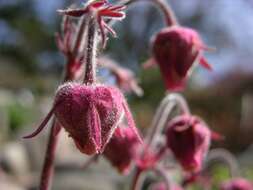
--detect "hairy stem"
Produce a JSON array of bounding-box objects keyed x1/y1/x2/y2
[
  {"x1": 39, "y1": 16, "x2": 89, "y2": 190},
  {"x1": 39, "y1": 120, "x2": 61, "y2": 190},
  {"x1": 83, "y1": 15, "x2": 98, "y2": 84}
]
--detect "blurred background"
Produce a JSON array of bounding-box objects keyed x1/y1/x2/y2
[{"x1": 0, "y1": 0, "x2": 253, "y2": 189}]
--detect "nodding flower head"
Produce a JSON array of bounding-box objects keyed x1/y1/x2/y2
[
  {"x1": 103, "y1": 126, "x2": 141, "y2": 175},
  {"x1": 166, "y1": 114, "x2": 211, "y2": 172},
  {"x1": 149, "y1": 182, "x2": 183, "y2": 190},
  {"x1": 98, "y1": 56, "x2": 143, "y2": 96},
  {"x1": 220, "y1": 178, "x2": 253, "y2": 190},
  {"x1": 24, "y1": 82, "x2": 142, "y2": 155},
  {"x1": 150, "y1": 26, "x2": 212, "y2": 91},
  {"x1": 58, "y1": 0, "x2": 126, "y2": 48}
]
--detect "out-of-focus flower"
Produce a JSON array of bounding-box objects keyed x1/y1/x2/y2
[
  {"x1": 166, "y1": 114, "x2": 211, "y2": 172},
  {"x1": 98, "y1": 56, "x2": 143, "y2": 96},
  {"x1": 103, "y1": 126, "x2": 141, "y2": 175},
  {"x1": 58, "y1": 0, "x2": 126, "y2": 48},
  {"x1": 24, "y1": 82, "x2": 142, "y2": 155},
  {"x1": 146, "y1": 26, "x2": 212, "y2": 91},
  {"x1": 220, "y1": 178, "x2": 253, "y2": 190},
  {"x1": 56, "y1": 16, "x2": 84, "y2": 80},
  {"x1": 149, "y1": 182, "x2": 183, "y2": 190}
]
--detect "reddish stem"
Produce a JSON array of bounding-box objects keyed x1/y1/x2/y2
[
  {"x1": 39, "y1": 15, "x2": 88, "y2": 190},
  {"x1": 39, "y1": 120, "x2": 61, "y2": 190},
  {"x1": 111, "y1": 0, "x2": 178, "y2": 26},
  {"x1": 152, "y1": 0, "x2": 177, "y2": 26},
  {"x1": 131, "y1": 168, "x2": 143, "y2": 190}
]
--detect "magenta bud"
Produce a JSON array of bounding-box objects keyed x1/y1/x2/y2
[
  {"x1": 103, "y1": 126, "x2": 141, "y2": 175},
  {"x1": 23, "y1": 82, "x2": 142, "y2": 155},
  {"x1": 152, "y1": 26, "x2": 212, "y2": 91},
  {"x1": 166, "y1": 114, "x2": 211, "y2": 172},
  {"x1": 54, "y1": 82, "x2": 142, "y2": 155},
  {"x1": 220, "y1": 178, "x2": 253, "y2": 190},
  {"x1": 54, "y1": 82, "x2": 124, "y2": 154}
]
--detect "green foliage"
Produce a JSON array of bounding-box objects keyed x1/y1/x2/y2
[{"x1": 7, "y1": 102, "x2": 34, "y2": 134}]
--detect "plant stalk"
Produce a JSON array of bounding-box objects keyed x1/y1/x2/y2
[{"x1": 83, "y1": 15, "x2": 98, "y2": 84}]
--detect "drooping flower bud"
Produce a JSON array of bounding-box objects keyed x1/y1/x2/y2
[
  {"x1": 220, "y1": 178, "x2": 253, "y2": 190},
  {"x1": 98, "y1": 56, "x2": 143, "y2": 96},
  {"x1": 150, "y1": 26, "x2": 212, "y2": 91},
  {"x1": 24, "y1": 82, "x2": 142, "y2": 155},
  {"x1": 166, "y1": 114, "x2": 211, "y2": 172},
  {"x1": 149, "y1": 182, "x2": 183, "y2": 190},
  {"x1": 103, "y1": 126, "x2": 141, "y2": 175}
]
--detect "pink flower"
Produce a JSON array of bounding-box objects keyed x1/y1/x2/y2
[
  {"x1": 150, "y1": 182, "x2": 183, "y2": 190},
  {"x1": 220, "y1": 178, "x2": 253, "y2": 190},
  {"x1": 58, "y1": 0, "x2": 126, "y2": 48},
  {"x1": 149, "y1": 26, "x2": 212, "y2": 91},
  {"x1": 103, "y1": 126, "x2": 141, "y2": 175},
  {"x1": 166, "y1": 114, "x2": 211, "y2": 172},
  {"x1": 24, "y1": 82, "x2": 142, "y2": 155}
]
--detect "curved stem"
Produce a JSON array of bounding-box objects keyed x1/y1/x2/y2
[
  {"x1": 204, "y1": 148, "x2": 240, "y2": 178},
  {"x1": 110, "y1": 0, "x2": 178, "y2": 27},
  {"x1": 131, "y1": 166, "x2": 172, "y2": 190},
  {"x1": 146, "y1": 93, "x2": 190, "y2": 147},
  {"x1": 83, "y1": 15, "x2": 98, "y2": 84},
  {"x1": 151, "y1": 0, "x2": 178, "y2": 26}
]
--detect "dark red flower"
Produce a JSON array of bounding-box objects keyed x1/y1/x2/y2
[
  {"x1": 103, "y1": 126, "x2": 141, "y2": 175},
  {"x1": 166, "y1": 114, "x2": 211, "y2": 172},
  {"x1": 220, "y1": 178, "x2": 253, "y2": 190},
  {"x1": 58, "y1": 0, "x2": 126, "y2": 48},
  {"x1": 24, "y1": 82, "x2": 142, "y2": 155},
  {"x1": 149, "y1": 25, "x2": 212, "y2": 91}
]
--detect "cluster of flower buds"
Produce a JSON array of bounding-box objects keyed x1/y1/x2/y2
[
  {"x1": 24, "y1": 0, "x2": 142, "y2": 156},
  {"x1": 24, "y1": 0, "x2": 252, "y2": 190}
]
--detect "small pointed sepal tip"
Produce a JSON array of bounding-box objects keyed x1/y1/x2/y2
[{"x1": 22, "y1": 105, "x2": 57, "y2": 139}]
